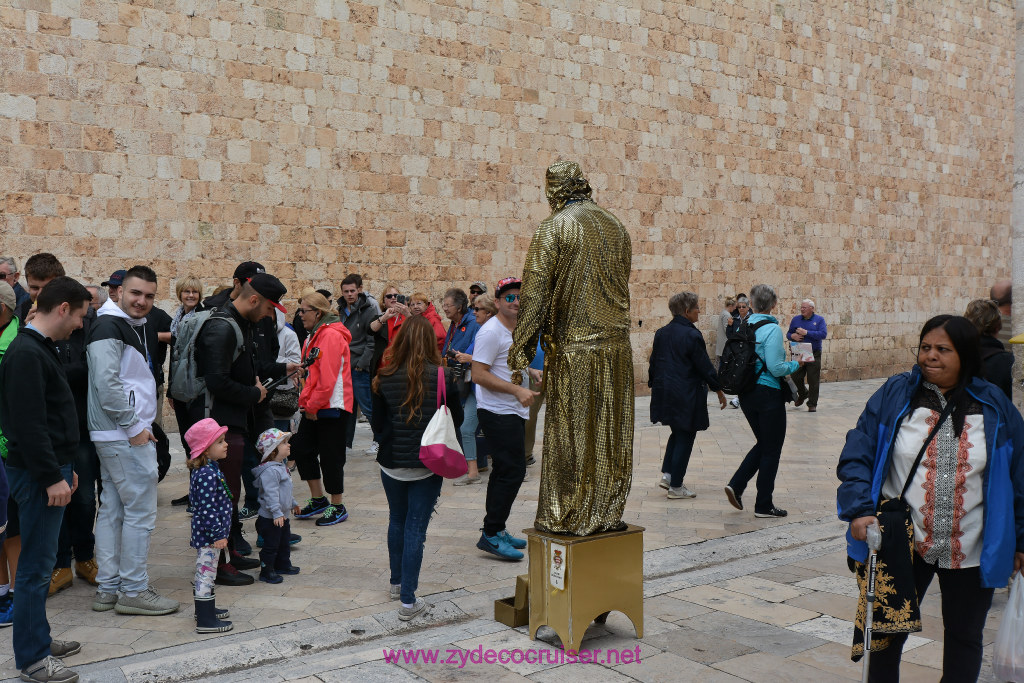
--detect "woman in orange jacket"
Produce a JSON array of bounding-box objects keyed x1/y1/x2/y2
[
  {"x1": 409, "y1": 293, "x2": 446, "y2": 353},
  {"x1": 292, "y1": 291, "x2": 354, "y2": 528}
]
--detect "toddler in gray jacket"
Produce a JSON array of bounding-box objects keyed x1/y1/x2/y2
[{"x1": 252, "y1": 429, "x2": 301, "y2": 584}]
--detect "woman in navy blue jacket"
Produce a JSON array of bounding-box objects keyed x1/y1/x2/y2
[
  {"x1": 649, "y1": 292, "x2": 726, "y2": 499},
  {"x1": 837, "y1": 315, "x2": 1024, "y2": 681}
]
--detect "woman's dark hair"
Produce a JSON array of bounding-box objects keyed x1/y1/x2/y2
[
  {"x1": 372, "y1": 316, "x2": 442, "y2": 423},
  {"x1": 918, "y1": 315, "x2": 982, "y2": 436}
]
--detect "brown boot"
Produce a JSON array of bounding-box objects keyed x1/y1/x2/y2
[
  {"x1": 48, "y1": 568, "x2": 73, "y2": 596},
  {"x1": 75, "y1": 558, "x2": 99, "y2": 586}
]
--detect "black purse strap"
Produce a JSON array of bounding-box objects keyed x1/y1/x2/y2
[{"x1": 898, "y1": 397, "x2": 956, "y2": 501}]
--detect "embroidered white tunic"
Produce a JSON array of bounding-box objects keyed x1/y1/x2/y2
[{"x1": 881, "y1": 386, "x2": 987, "y2": 569}]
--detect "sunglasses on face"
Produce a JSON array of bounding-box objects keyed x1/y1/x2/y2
[
  {"x1": 384, "y1": 293, "x2": 398, "y2": 299},
  {"x1": 296, "y1": 308, "x2": 315, "y2": 315},
  {"x1": 470, "y1": 289, "x2": 482, "y2": 295},
  {"x1": 504, "y1": 294, "x2": 519, "y2": 303}
]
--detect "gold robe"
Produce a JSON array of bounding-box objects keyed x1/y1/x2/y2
[{"x1": 509, "y1": 163, "x2": 634, "y2": 536}]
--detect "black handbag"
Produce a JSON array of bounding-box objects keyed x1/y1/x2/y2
[{"x1": 269, "y1": 386, "x2": 300, "y2": 417}]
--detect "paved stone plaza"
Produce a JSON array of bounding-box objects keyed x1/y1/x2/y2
[{"x1": 0, "y1": 378, "x2": 1012, "y2": 682}]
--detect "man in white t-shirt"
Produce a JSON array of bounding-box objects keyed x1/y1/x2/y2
[{"x1": 471, "y1": 277, "x2": 540, "y2": 561}]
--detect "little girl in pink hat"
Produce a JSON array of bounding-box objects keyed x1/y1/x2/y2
[{"x1": 185, "y1": 418, "x2": 233, "y2": 634}]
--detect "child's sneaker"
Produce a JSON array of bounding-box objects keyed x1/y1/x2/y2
[
  {"x1": 315, "y1": 504, "x2": 348, "y2": 526},
  {"x1": 258, "y1": 569, "x2": 283, "y2": 584},
  {"x1": 275, "y1": 565, "x2": 300, "y2": 575},
  {"x1": 295, "y1": 496, "x2": 329, "y2": 519}
]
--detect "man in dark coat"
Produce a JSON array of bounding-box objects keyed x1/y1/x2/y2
[{"x1": 648, "y1": 292, "x2": 726, "y2": 499}]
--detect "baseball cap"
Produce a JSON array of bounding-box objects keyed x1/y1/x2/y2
[
  {"x1": 256, "y1": 428, "x2": 291, "y2": 459},
  {"x1": 469, "y1": 281, "x2": 487, "y2": 294},
  {"x1": 233, "y1": 261, "x2": 265, "y2": 281},
  {"x1": 101, "y1": 269, "x2": 126, "y2": 287},
  {"x1": 184, "y1": 418, "x2": 228, "y2": 460},
  {"x1": 247, "y1": 272, "x2": 287, "y2": 313},
  {"x1": 495, "y1": 277, "x2": 522, "y2": 297},
  {"x1": 0, "y1": 282, "x2": 15, "y2": 312}
]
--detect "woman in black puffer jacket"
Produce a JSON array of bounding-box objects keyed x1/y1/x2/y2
[{"x1": 371, "y1": 316, "x2": 463, "y2": 621}]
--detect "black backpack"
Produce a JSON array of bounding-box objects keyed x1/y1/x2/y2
[{"x1": 718, "y1": 319, "x2": 772, "y2": 396}]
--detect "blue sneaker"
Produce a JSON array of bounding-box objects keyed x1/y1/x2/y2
[
  {"x1": 295, "y1": 497, "x2": 329, "y2": 519},
  {"x1": 477, "y1": 532, "x2": 524, "y2": 561},
  {"x1": 315, "y1": 504, "x2": 348, "y2": 526},
  {"x1": 496, "y1": 530, "x2": 527, "y2": 550},
  {"x1": 0, "y1": 593, "x2": 12, "y2": 627}
]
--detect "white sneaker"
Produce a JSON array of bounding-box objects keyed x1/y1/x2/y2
[
  {"x1": 667, "y1": 484, "x2": 697, "y2": 499},
  {"x1": 365, "y1": 441, "x2": 379, "y2": 456},
  {"x1": 729, "y1": 398, "x2": 740, "y2": 409},
  {"x1": 658, "y1": 473, "x2": 671, "y2": 490}
]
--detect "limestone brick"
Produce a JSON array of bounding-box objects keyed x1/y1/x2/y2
[{"x1": 0, "y1": 0, "x2": 1014, "y2": 388}]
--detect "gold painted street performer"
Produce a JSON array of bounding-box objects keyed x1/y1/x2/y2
[{"x1": 509, "y1": 161, "x2": 634, "y2": 536}]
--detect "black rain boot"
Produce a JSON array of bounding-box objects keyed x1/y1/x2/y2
[
  {"x1": 195, "y1": 595, "x2": 233, "y2": 633},
  {"x1": 193, "y1": 590, "x2": 229, "y2": 621}
]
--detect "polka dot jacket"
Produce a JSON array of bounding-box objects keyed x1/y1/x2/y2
[{"x1": 189, "y1": 461, "x2": 233, "y2": 549}]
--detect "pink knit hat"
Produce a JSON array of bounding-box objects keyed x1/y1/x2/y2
[{"x1": 184, "y1": 418, "x2": 228, "y2": 459}]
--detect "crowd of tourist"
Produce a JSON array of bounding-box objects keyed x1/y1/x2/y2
[
  {"x1": 0, "y1": 250, "x2": 1018, "y2": 683},
  {"x1": 0, "y1": 253, "x2": 548, "y2": 683}
]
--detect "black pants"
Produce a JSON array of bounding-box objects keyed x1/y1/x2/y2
[
  {"x1": 255, "y1": 516, "x2": 294, "y2": 571},
  {"x1": 728, "y1": 384, "x2": 786, "y2": 512},
  {"x1": 477, "y1": 409, "x2": 526, "y2": 536},
  {"x1": 868, "y1": 559, "x2": 993, "y2": 682},
  {"x1": 660, "y1": 428, "x2": 697, "y2": 489},
  {"x1": 292, "y1": 415, "x2": 348, "y2": 495},
  {"x1": 172, "y1": 397, "x2": 205, "y2": 459},
  {"x1": 791, "y1": 350, "x2": 822, "y2": 408}
]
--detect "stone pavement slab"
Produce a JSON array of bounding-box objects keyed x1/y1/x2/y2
[{"x1": 0, "y1": 378, "x2": 1011, "y2": 681}]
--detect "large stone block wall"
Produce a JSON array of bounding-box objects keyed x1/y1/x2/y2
[{"x1": 0, "y1": 0, "x2": 1014, "y2": 387}]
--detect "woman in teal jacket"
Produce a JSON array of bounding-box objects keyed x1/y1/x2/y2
[
  {"x1": 837, "y1": 315, "x2": 1024, "y2": 681},
  {"x1": 724, "y1": 284, "x2": 801, "y2": 518}
]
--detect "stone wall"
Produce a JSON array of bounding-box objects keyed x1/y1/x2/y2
[{"x1": 0, "y1": 0, "x2": 1015, "y2": 388}]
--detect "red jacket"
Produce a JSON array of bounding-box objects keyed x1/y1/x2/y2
[
  {"x1": 421, "y1": 303, "x2": 446, "y2": 352},
  {"x1": 299, "y1": 321, "x2": 354, "y2": 414}
]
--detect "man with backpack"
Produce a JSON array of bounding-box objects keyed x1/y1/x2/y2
[{"x1": 193, "y1": 274, "x2": 296, "y2": 586}]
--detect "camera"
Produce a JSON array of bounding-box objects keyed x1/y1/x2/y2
[{"x1": 395, "y1": 294, "x2": 408, "y2": 305}]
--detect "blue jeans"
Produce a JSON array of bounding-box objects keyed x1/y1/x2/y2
[
  {"x1": 95, "y1": 440, "x2": 158, "y2": 595},
  {"x1": 55, "y1": 438, "x2": 99, "y2": 567},
  {"x1": 8, "y1": 463, "x2": 72, "y2": 669},
  {"x1": 460, "y1": 392, "x2": 479, "y2": 462},
  {"x1": 380, "y1": 472, "x2": 442, "y2": 605},
  {"x1": 345, "y1": 368, "x2": 378, "y2": 447}
]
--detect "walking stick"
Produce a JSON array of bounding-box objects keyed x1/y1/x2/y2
[{"x1": 862, "y1": 520, "x2": 882, "y2": 683}]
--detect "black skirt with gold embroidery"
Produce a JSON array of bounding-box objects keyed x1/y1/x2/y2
[{"x1": 851, "y1": 498, "x2": 923, "y2": 661}]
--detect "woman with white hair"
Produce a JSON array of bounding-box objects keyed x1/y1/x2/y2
[{"x1": 724, "y1": 284, "x2": 802, "y2": 518}]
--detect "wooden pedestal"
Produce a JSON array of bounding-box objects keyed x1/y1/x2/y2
[{"x1": 524, "y1": 524, "x2": 644, "y2": 653}]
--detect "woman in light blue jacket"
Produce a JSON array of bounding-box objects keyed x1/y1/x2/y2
[{"x1": 724, "y1": 284, "x2": 800, "y2": 518}]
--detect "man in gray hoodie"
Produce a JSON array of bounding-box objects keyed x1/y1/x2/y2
[
  {"x1": 339, "y1": 274, "x2": 380, "y2": 453},
  {"x1": 87, "y1": 266, "x2": 179, "y2": 617}
]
